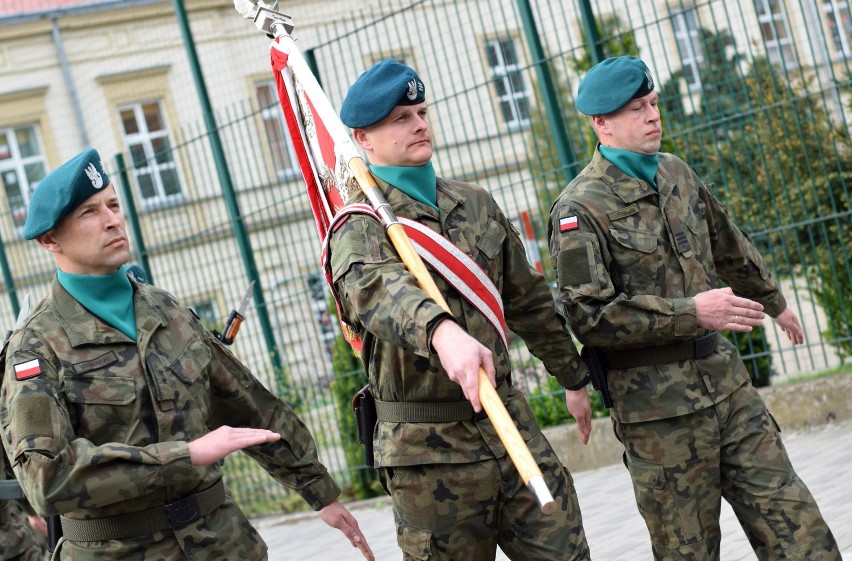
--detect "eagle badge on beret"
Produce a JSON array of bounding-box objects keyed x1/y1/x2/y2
[
  {"x1": 406, "y1": 79, "x2": 419, "y2": 101},
  {"x1": 85, "y1": 162, "x2": 105, "y2": 190}
]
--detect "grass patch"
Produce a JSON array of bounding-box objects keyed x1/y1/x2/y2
[{"x1": 780, "y1": 362, "x2": 851, "y2": 385}]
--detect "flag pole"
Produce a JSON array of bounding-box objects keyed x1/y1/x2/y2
[{"x1": 236, "y1": 1, "x2": 556, "y2": 513}]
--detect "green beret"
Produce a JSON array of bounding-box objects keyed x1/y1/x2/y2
[
  {"x1": 23, "y1": 148, "x2": 111, "y2": 240},
  {"x1": 340, "y1": 59, "x2": 426, "y2": 128},
  {"x1": 575, "y1": 56, "x2": 655, "y2": 116}
]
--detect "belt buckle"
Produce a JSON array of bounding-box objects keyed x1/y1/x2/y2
[
  {"x1": 694, "y1": 331, "x2": 717, "y2": 359},
  {"x1": 166, "y1": 494, "x2": 202, "y2": 529}
]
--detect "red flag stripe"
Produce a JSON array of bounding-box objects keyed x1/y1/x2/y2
[
  {"x1": 400, "y1": 218, "x2": 508, "y2": 350},
  {"x1": 14, "y1": 358, "x2": 41, "y2": 380}
]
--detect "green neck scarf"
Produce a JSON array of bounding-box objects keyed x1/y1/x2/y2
[
  {"x1": 370, "y1": 161, "x2": 439, "y2": 211},
  {"x1": 600, "y1": 144, "x2": 660, "y2": 189},
  {"x1": 57, "y1": 266, "x2": 137, "y2": 340}
]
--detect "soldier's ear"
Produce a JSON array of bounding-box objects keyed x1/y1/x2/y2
[
  {"x1": 352, "y1": 128, "x2": 373, "y2": 152},
  {"x1": 35, "y1": 231, "x2": 62, "y2": 254}
]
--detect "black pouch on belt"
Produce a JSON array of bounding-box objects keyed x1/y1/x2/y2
[
  {"x1": 351, "y1": 384, "x2": 377, "y2": 468},
  {"x1": 581, "y1": 345, "x2": 614, "y2": 409}
]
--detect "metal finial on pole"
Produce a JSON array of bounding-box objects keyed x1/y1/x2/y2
[{"x1": 234, "y1": 0, "x2": 294, "y2": 37}]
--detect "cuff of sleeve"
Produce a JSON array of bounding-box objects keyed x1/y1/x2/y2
[
  {"x1": 157, "y1": 441, "x2": 192, "y2": 485},
  {"x1": 565, "y1": 374, "x2": 590, "y2": 391},
  {"x1": 673, "y1": 298, "x2": 698, "y2": 338},
  {"x1": 553, "y1": 355, "x2": 590, "y2": 390},
  {"x1": 417, "y1": 309, "x2": 453, "y2": 358},
  {"x1": 300, "y1": 473, "x2": 342, "y2": 511},
  {"x1": 764, "y1": 293, "x2": 788, "y2": 319}
]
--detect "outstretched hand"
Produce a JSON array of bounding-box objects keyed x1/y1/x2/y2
[
  {"x1": 694, "y1": 287, "x2": 765, "y2": 332},
  {"x1": 319, "y1": 500, "x2": 375, "y2": 561},
  {"x1": 431, "y1": 319, "x2": 496, "y2": 412},
  {"x1": 187, "y1": 426, "x2": 281, "y2": 466},
  {"x1": 565, "y1": 387, "x2": 592, "y2": 445},
  {"x1": 774, "y1": 307, "x2": 804, "y2": 344}
]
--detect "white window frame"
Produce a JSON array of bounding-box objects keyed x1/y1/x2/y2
[
  {"x1": 484, "y1": 37, "x2": 532, "y2": 131},
  {"x1": 118, "y1": 101, "x2": 183, "y2": 206},
  {"x1": 0, "y1": 124, "x2": 48, "y2": 232},
  {"x1": 824, "y1": 0, "x2": 852, "y2": 57},
  {"x1": 755, "y1": 0, "x2": 798, "y2": 68},
  {"x1": 255, "y1": 80, "x2": 300, "y2": 181},
  {"x1": 671, "y1": 8, "x2": 704, "y2": 91}
]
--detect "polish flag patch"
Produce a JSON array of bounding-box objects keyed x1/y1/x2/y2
[
  {"x1": 559, "y1": 215, "x2": 579, "y2": 232},
  {"x1": 14, "y1": 359, "x2": 42, "y2": 381}
]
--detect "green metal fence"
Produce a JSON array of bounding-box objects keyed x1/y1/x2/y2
[{"x1": 1, "y1": 0, "x2": 850, "y2": 513}]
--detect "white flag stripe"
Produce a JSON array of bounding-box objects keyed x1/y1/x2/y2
[{"x1": 14, "y1": 359, "x2": 39, "y2": 373}]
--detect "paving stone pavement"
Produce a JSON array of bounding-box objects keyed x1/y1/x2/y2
[{"x1": 254, "y1": 420, "x2": 851, "y2": 560}]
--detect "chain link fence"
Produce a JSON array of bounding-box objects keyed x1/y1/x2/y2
[{"x1": 0, "y1": 0, "x2": 849, "y2": 513}]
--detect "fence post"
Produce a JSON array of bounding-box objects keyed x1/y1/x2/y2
[
  {"x1": 113, "y1": 152, "x2": 153, "y2": 285},
  {"x1": 304, "y1": 48, "x2": 322, "y2": 90},
  {"x1": 173, "y1": 0, "x2": 283, "y2": 372},
  {"x1": 0, "y1": 234, "x2": 18, "y2": 318},
  {"x1": 578, "y1": 0, "x2": 605, "y2": 64},
  {"x1": 515, "y1": 0, "x2": 577, "y2": 183}
]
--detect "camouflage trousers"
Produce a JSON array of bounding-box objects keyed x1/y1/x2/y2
[
  {"x1": 381, "y1": 431, "x2": 590, "y2": 561},
  {"x1": 9, "y1": 549, "x2": 46, "y2": 561},
  {"x1": 613, "y1": 381, "x2": 840, "y2": 561},
  {"x1": 1, "y1": 504, "x2": 48, "y2": 561}
]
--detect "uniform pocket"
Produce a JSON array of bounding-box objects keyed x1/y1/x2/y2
[
  {"x1": 610, "y1": 227, "x2": 658, "y2": 254},
  {"x1": 555, "y1": 232, "x2": 604, "y2": 298},
  {"x1": 64, "y1": 375, "x2": 137, "y2": 441},
  {"x1": 395, "y1": 518, "x2": 433, "y2": 560},
  {"x1": 625, "y1": 452, "x2": 701, "y2": 546},
  {"x1": 168, "y1": 337, "x2": 211, "y2": 385},
  {"x1": 64, "y1": 375, "x2": 135, "y2": 405},
  {"x1": 609, "y1": 227, "x2": 659, "y2": 290},
  {"x1": 476, "y1": 217, "x2": 506, "y2": 260}
]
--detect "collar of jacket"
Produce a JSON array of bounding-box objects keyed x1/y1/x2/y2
[
  {"x1": 370, "y1": 174, "x2": 463, "y2": 219},
  {"x1": 51, "y1": 276, "x2": 169, "y2": 347},
  {"x1": 593, "y1": 147, "x2": 660, "y2": 205}
]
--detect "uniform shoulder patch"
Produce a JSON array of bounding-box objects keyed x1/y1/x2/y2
[
  {"x1": 559, "y1": 214, "x2": 579, "y2": 232},
  {"x1": 14, "y1": 358, "x2": 42, "y2": 380}
]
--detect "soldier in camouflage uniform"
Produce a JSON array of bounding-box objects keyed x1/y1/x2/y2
[
  {"x1": 2, "y1": 449, "x2": 47, "y2": 561},
  {"x1": 328, "y1": 59, "x2": 592, "y2": 561},
  {"x1": 0, "y1": 149, "x2": 373, "y2": 561},
  {"x1": 548, "y1": 56, "x2": 840, "y2": 560}
]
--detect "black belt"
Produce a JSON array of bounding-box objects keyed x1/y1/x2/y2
[
  {"x1": 0, "y1": 479, "x2": 25, "y2": 500},
  {"x1": 60, "y1": 479, "x2": 225, "y2": 541},
  {"x1": 602, "y1": 331, "x2": 718, "y2": 369},
  {"x1": 375, "y1": 383, "x2": 512, "y2": 423}
]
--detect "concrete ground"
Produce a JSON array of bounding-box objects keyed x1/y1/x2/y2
[{"x1": 254, "y1": 419, "x2": 851, "y2": 560}]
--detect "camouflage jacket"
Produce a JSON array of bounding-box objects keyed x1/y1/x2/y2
[
  {"x1": 1, "y1": 443, "x2": 45, "y2": 560},
  {"x1": 0, "y1": 277, "x2": 339, "y2": 560},
  {"x1": 549, "y1": 149, "x2": 787, "y2": 424},
  {"x1": 329, "y1": 175, "x2": 588, "y2": 467}
]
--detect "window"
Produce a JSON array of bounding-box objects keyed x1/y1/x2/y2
[
  {"x1": 672, "y1": 8, "x2": 704, "y2": 90},
  {"x1": 824, "y1": 0, "x2": 852, "y2": 57},
  {"x1": 255, "y1": 81, "x2": 299, "y2": 180},
  {"x1": 0, "y1": 125, "x2": 48, "y2": 230},
  {"x1": 484, "y1": 37, "x2": 531, "y2": 130},
  {"x1": 755, "y1": 0, "x2": 797, "y2": 68},
  {"x1": 119, "y1": 101, "x2": 182, "y2": 204}
]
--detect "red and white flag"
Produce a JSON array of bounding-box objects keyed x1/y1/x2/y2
[
  {"x1": 270, "y1": 38, "x2": 365, "y2": 352},
  {"x1": 270, "y1": 40, "x2": 360, "y2": 241},
  {"x1": 14, "y1": 358, "x2": 41, "y2": 380},
  {"x1": 559, "y1": 215, "x2": 579, "y2": 232}
]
